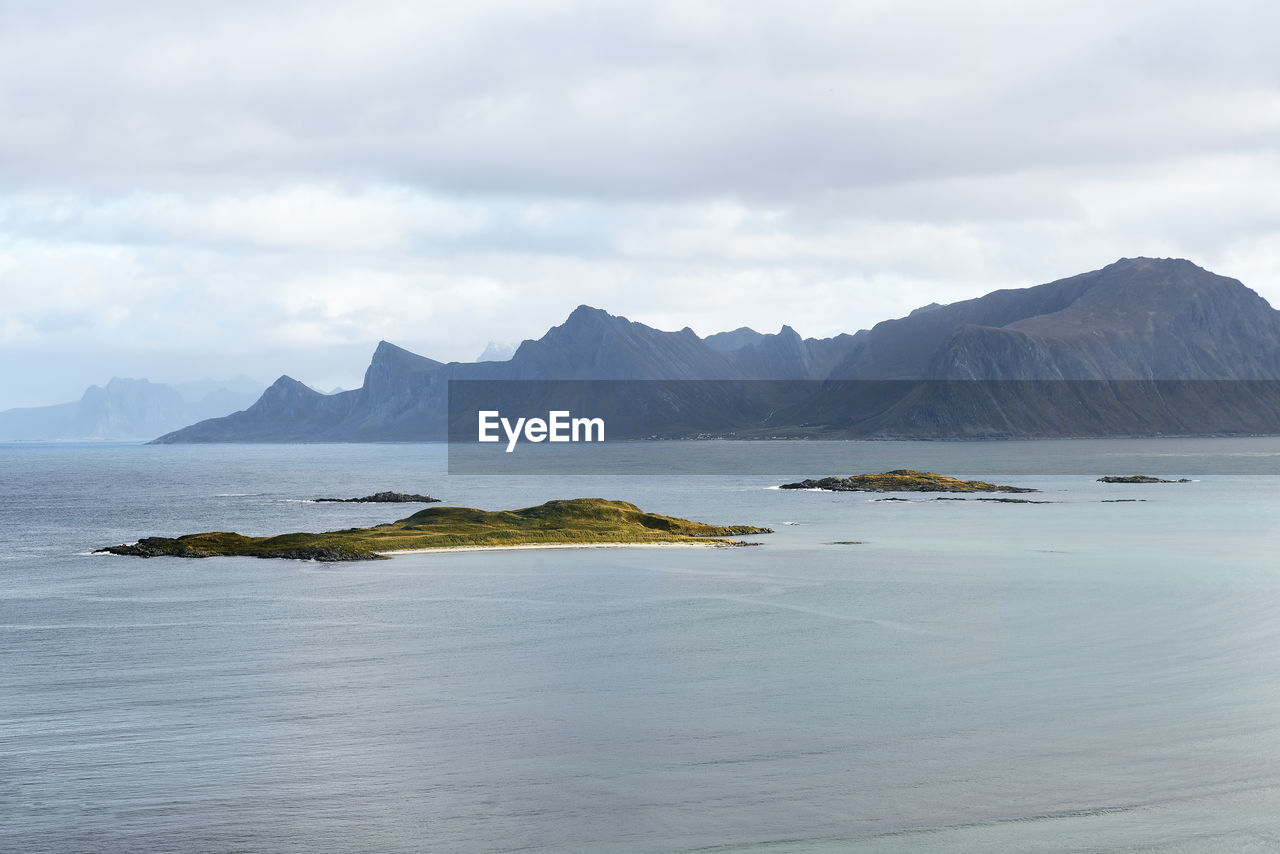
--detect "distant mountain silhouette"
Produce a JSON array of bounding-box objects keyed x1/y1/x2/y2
[
  {"x1": 152, "y1": 259, "x2": 1280, "y2": 442},
  {"x1": 475, "y1": 340, "x2": 517, "y2": 362},
  {"x1": 0, "y1": 377, "x2": 264, "y2": 441},
  {"x1": 703, "y1": 327, "x2": 767, "y2": 352}
]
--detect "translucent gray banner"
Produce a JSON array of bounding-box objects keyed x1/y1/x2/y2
[{"x1": 446, "y1": 379, "x2": 1280, "y2": 474}]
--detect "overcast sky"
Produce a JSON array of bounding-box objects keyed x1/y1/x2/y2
[{"x1": 2, "y1": 0, "x2": 1279, "y2": 408}]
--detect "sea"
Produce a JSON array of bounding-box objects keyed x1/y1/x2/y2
[{"x1": 3, "y1": 438, "x2": 1280, "y2": 853}]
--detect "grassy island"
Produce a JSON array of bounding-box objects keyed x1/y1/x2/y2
[
  {"x1": 97, "y1": 498, "x2": 773, "y2": 562},
  {"x1": 779, "y1": 469, "x2": 1037, "y2": 493}
]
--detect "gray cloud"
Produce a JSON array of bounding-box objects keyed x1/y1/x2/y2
[
  {"x1": 4, "y1": 1, "x2": 1277, "y2": 197},
  {"x1": 1, "y1": 0, "x2": 1279, "y2": 408}
]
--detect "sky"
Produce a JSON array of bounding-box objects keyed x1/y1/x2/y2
[{"x1": 2, "y1": 0, "x2": 1279, "y2": 409}]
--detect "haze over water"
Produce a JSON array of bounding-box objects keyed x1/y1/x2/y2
[{"x1": 4, "y1": 440, "x2": 1280, "y2": 852}]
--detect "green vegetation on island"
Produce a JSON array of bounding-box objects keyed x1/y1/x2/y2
[
  {"x1": 779, "y1": 469, "x2": 1037, "y2": 493},
  {"x1": 97, "y1": 498, "x2": 773, "y2": 562}
]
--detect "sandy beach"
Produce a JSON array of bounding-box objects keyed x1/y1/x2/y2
[{"x1": 376, "y1": 541, "x2": 736, "y2": 556}]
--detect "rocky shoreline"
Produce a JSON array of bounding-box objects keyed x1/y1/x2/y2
[
  {"x1": 780, "y1": 469, "x2": 1037, "y2": 493},
  {"x1": 101, "y1": 538, "x2": 379, "y2": 561},
  {"x1": 312, "y1": 491, "x2": 440, "y2": 503}
]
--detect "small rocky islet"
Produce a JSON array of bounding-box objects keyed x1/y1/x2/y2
[
  {"x1": 1097, "y1": 475, "x2": 1191, "y2": 484},
  {"x1": 312, "y1": 491, "x2": 440, "y2": 503},
  {"x1": 779, "y1": 470, "x2": 1038, "y2": 494},
  {"x1": 97, "y1": 498, "x2": 773, "y2": 562},
  {"x1": 875, "y1": 496, "x2": 1051, "y2": 504}
]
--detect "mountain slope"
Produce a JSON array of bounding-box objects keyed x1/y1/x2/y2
[{"x1": 829, "y1": 258, "x2": 1280, "y2": 380}]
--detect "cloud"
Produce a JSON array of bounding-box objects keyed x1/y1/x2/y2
[
  {"x1": 4, "y1": 1, "x2": 1278, "y2": 197},
  {"x1": 1, "y1": 0, "x2": 1279, "y2": 408},
  {"x1": 0, "y1": 186, "x2": 487, "y2": 251}
]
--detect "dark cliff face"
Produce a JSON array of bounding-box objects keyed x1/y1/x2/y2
[
  {"x1": 334, "y1": 342, "x2": 449, "y2": 439},
  {"x1": 361, "y1": 341, "x2": 443, "y2": 394},
  {"x1": 830, "y1": 258, "x2": 1280, "y2": 380}
]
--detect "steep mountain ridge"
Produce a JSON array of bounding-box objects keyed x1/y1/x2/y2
[{"x1": 506, "y1": 305, "x2": 742, "y2": 380}]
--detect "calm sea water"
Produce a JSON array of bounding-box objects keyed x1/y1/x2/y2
[{"x1": 4, "y1": 439, "x2": 1280, "y2": 852}]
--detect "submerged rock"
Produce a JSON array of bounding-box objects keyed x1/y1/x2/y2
[{"x1": 973, "y1": 497, "x2": 1052, "y2": 504}]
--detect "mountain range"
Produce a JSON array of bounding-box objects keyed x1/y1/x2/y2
[
  {"x1": 0, "y1": 377, "x2": 265, "y2": 441},
  {"x1": 152, "y1": 258, "x2": 1280, "y2": 443}
]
